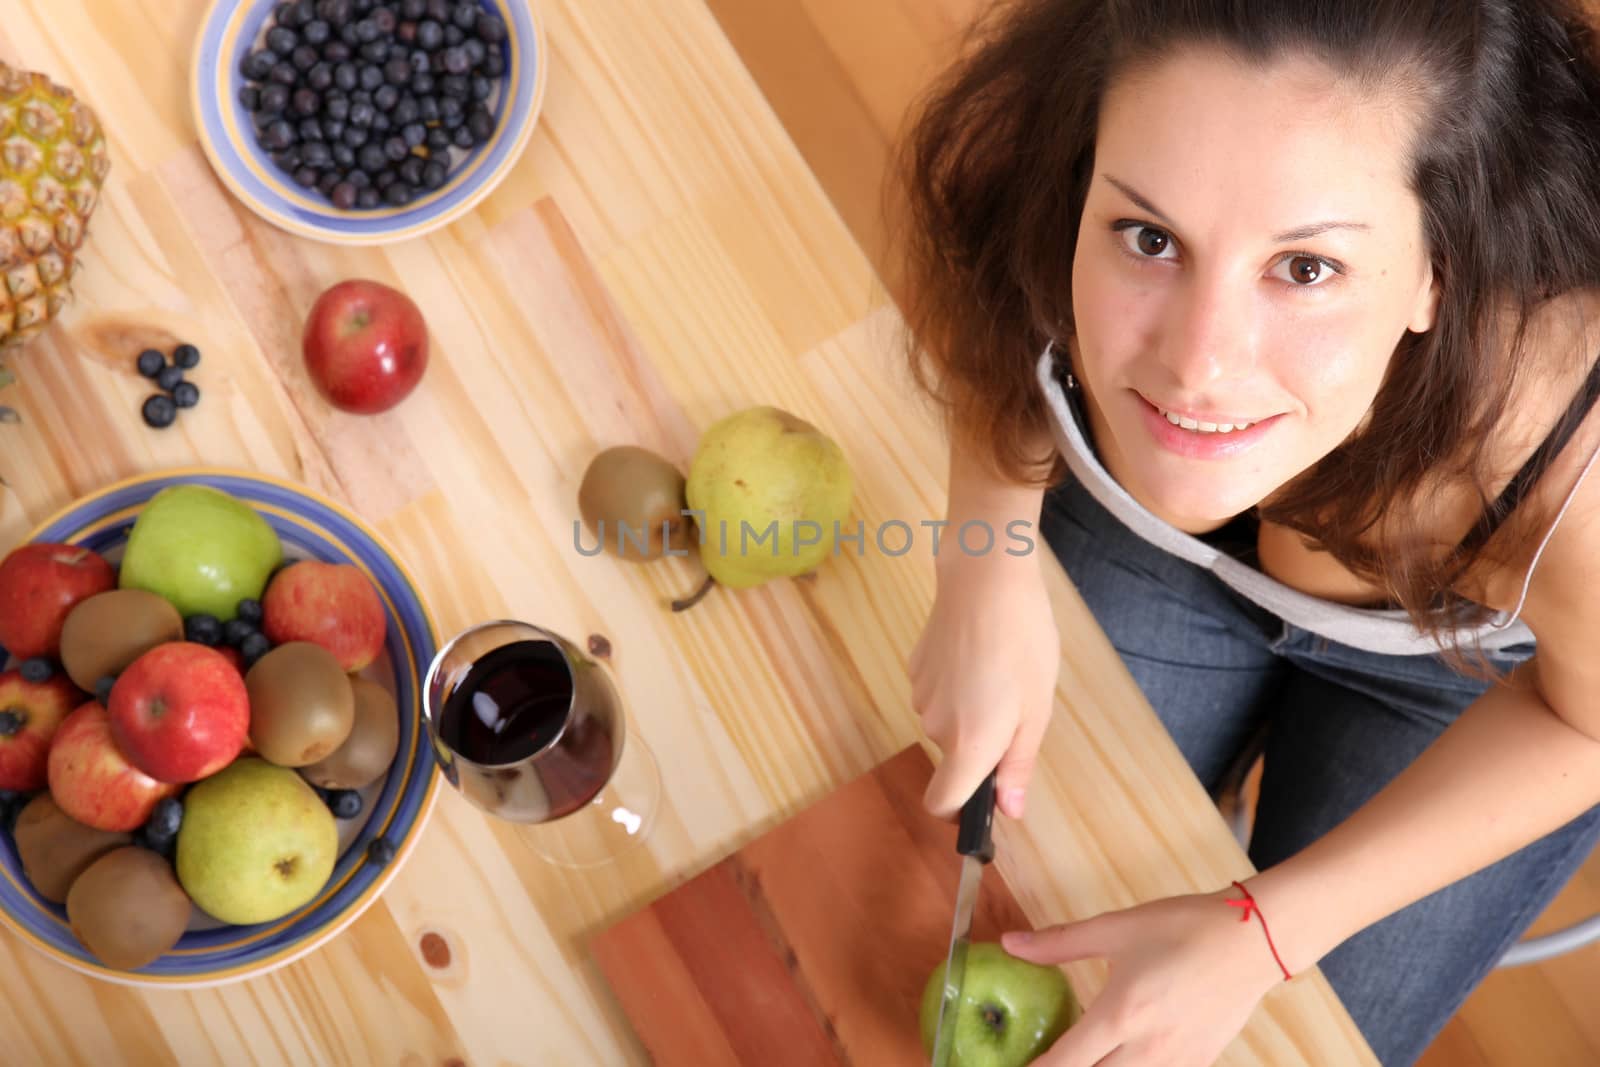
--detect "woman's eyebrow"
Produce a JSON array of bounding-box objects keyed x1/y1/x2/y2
[{"x1": 1101, "y1": 174, "x2": 1372, "y2": 243}]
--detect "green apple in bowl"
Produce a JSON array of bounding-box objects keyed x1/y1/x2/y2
[
  {"x1": 117, "y1": 484, "x2": 283, "y2": 621},
  {"x1": 919, "y1": 941, "x2": 1081, "y2": 1067}
]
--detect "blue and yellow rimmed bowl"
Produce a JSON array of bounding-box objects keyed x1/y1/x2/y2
[
  {"x1": 0, "y1": 468, "x2": 441, "y2": 987},
  {"x1": 190, "y1": 0, "x2": 548, "y2": 245}
]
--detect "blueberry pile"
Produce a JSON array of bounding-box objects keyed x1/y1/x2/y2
[
  {"x1": 237, "y1": 0, "x2": 509, "y2": 209},
  {"x1": 135, "y1": 796, "x2": 185, "y2": 859},
  {"x1": 184, "y1": 597, "x2": 275, "y2": 670},
  {"x1": 137, "y1": 343, "x2": 201, "y2": 429}
]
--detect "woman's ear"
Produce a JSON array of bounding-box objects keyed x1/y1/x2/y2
[{"x1": 1409, "y1": 266, "x2": 1441, "y2": 334}]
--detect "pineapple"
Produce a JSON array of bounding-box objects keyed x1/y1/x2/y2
[{"x1": 0, "y1": 57, "x2": 110, "y2": 407}]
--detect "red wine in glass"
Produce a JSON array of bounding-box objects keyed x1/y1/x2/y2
[{"x1": 424, "y1": 622, "x2": 629, "y2": 827}]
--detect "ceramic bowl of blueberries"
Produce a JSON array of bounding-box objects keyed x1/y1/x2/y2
[
  {"x1": 190, "y1": 0, "x2": 548, "y2": 244},
  {"x1": 0, "y1": 468, "x2": 442, "y2": 987}
]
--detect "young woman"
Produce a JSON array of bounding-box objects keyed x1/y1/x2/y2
[{"x1": 898, "y1": 1, "x2": 1600, "y2": 1064}]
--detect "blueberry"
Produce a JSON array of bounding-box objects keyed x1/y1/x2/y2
[
  {"x1": 451, "y1": 123, "x2": 473, "y2": 150},
  {"x1": 303, "y1": 19, "x2": 331, "y2": 46},
  {"x1": 418, "y1": 96, "x2": 439, "y2": 123},
  {"x1": 223, "y1": 618, "x2": 257, "y2": 647},
  {"x1": 467, "y1": 108, "x2": 493, "y2": 144},
  {"x1": 422, "y1": 159, "x2": 447, "y2": 190},
  {"x1": 482, "y1": 49, "x2": 504, "y2": 78},
  {"x1": 239, "y1": 84, "x2": 261, "y2": 111},
  {"x1": 440, "y1": 46, "x2": 469, "y2": 76},
  {"x1": 383, "y1": 180, "x2": 413, "y2": 206},
  {"x1": 170, "y1": 381, "x2": 199, "y2": 409},
  {"x1": 358, "y1": 142, "x2": 387, "y2": 173},
  {"x1": 326, "y1": 789, "x2": 363, "y2": 819},
  {"x1": 409, "y1": 72, "x2": 434, "y2": 97},
  {"x1": 401, "y1": 122, "x2": 426, "y2": 149},
  {"x1": 267, "y1": 26, "x2": 299, "y2": 56},
  {"x1": 374, "y1": 84, "x2": 400, "y2": 112},
  {"x1": 322, "y1": 40, "x2": 352, "y2": 62},
  {"x1": 360, "y1": 64, "x2": 385, "y2": 92},
  {"x1": 334, "y1": 62, "x2": 359, "y2": 92},
  {"x1": 260, "y1": 82, "x2": 291, "y2": 114},
  {"x1": 343, "y1": 123, "x2": 369, "y2": 147},
  {"x1": 299, "y1": 117, "x2": 325, "y2": 143},
  {"x1": 392, "y1": 96, "x2": 419, "y2": 125},
  {"x1": 136, "y1": 348, "x2": 166, "y2": 377},
  {"x1": 19, "y1": 657, "x2": 53, "y2": 683},
  {"x1": 147, "y1": 796, "x2": 184, "y2": 841},
  {"x1": 354, "y1": 18, "x2": 380, "y2": 43},
  {"x1": 384, "y1": 135, "x2": 409, "y2": 162},
  {"x1": 239, "y1": 631, "x2": 272, "y2": 668},
  {"x1": 327, "y1": 94, "x2": 352, "y2": 121},
  {"x1": 372, "y1": 6, "x2": 398, "y2": 34},
  {"x1": 332, "y1": 181, "x2": 359, "y2": 209},
  {"x1": 243, "y1": 50, "x2": 277, "y2": 81},
  {"x1": 357, "y1": 186, "x2": 382, "y2": 208},
  {"x1": 142, "y1": 393, "x2": 178, "y2": 428},
  {"x1": 470, "y1": 75, "x2": 493, "y2": 102},
  {"x1": 261, "y1": 119, "x2": 296, "y2": 152},
  {"x1": 293, "y1": 87, "x2": 321, "y2": 116},
  {"x1": 366, "y1": 836, "x2": 396, "y2": 864},
  {"x1": 174, "y1": 343, "x2": 201, "y2": 369},
  {"x1": 302, "y1": 140, "x2": 333, "y2": 168},
  {"x1": 425, "y1": 125, "x2": 450, "y2": 152},
  {"x1": 292, "y1": 44, "x2": 320, "y2": 72},
  {"x1": 332, "y1": 142, "x2": 356, "y2": 169},
  {"x1": 293, "y1": 164, "x2": 319, "y2": 188},
  {"x1": 444, "y1": 24, "x2": 464, "y2": 47},
  {"x1": 361, "y1": 39, "x2": 391, "y2": 64},
  {"x1": 461, "y1": 38, "x2": 484, "y2": 67},
  {"x1": 308, "y1": 62, "x2": 335, "y2": 92},
  {"x1": 185, "y1": 613, "x2": 223, "y2": 646},
  {"x1": 236, "y1": 598, "x2": 264, "y2": 624},
  {"x1": 385, "y1": 56, "x2": 412, "y2": 85},
  {"x1": 451, "y1": 3, "x2": 476, "y2": 31},
  {"x1": 320, "y1": 0, "x2": 353, "y2": 26},
  {"x1": 350, "y1": 99, "x2": 376, "y2": 127},
  {"x1": 0, "y1": 710, "x2": 22, "y2": 737},
  {"x1": 94, "y1": 675, "x2": 116, "y2": 705},
  {"x1": 416, "y1": 19, "x2": 443, "y2": 50},
  {"x1": 156, "y1": 364, "x2": 184, "y2": 392},
  {"x1": 401, "y1": 0, "x2": 425, "y2": 18}
]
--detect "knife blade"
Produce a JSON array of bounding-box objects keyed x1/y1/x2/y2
[{"x1": 930, "y1": 768, "x2": 998, "y2": 1067}]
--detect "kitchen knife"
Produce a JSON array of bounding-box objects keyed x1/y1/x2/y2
[{"x1": 929, "y1": 768, "x2": 998, "y2": 1067}]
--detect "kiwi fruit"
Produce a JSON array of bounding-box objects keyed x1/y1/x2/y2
[
  {"x1": 59, "y1": 589, "x2": 183, "y2": 692},
  {"x1": 245, "y1": 641, "x2": 356, "y2": 767},
  {"x1": 12, "y1": 794, "x2": 133, "y2": 903},
  {"x1": 66, "y1": 846, "x2": 192, "y2": 970},
  {"x1": 299, "y1": 676, "x2": 400, "y2": 790},
  {"x1": 578, "y1": 445, "x2": 696, "y2": 561}
]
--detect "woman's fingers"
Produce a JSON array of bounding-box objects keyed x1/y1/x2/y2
[
  {"x1": 923, "y1": 731, "x2": 1004, "y2": 818},
  {"x1": 996, "y1": 697, "x2": 1052, "y2": 818},
  {"x1": 1030, "y1": 1000, "x2": 1123, "y2": 1067},
  {"x1": 1001, "y1": 913, "x2": 1120, "y2": 965}
]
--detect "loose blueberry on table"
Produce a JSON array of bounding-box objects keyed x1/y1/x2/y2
[{"x1": 238, "y1": 0, "x2": 510, "y2": 209}]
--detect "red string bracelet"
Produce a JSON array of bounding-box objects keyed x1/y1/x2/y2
[{"x1": 1226, "y1": 880, "x2": 1292, "y2": 982}]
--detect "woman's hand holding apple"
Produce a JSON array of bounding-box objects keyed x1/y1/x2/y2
[
  {"x1": 1000, "y1": 888, "x2": 1291, "y2": 1066},
  {"x1": 912, "y1": 545, "x2": 1060, "y2": 822}
]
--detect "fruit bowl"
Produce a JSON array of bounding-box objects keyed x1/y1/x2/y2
[
  {"x1": 0, "y1": 468, "x2": 441, "y2": 987},
  {"x1": 189, "y1": 0, "x2": 548, "y2": 245}
]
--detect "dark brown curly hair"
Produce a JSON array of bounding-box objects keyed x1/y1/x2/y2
[{"x1": 892, "y1": 0, "x2": 1600, "y2": 653}]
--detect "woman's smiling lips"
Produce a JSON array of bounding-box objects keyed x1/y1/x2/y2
[{"x1": 1133, "y1": 391, "x2": 1284, "y2": 459}]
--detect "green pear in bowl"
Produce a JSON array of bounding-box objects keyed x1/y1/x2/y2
[
  {"x1": 919, "y1": 941, "x2": 1082, "y2": 1067},
  {"x1": 118, "y1": 484, "x2": 283, "y2": 621},
  {"x1": 672, "y1": 405, "x2": 852, "y2": 611},
  {"x1": 175, "y1": 757, "x2": 338, "y2": 926}
]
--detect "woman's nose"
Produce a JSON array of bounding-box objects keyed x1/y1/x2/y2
[{"x1": 1155, "y1": 270, "x2": 1259, "y2": 393}]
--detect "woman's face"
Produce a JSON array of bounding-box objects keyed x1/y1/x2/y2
[{"x1": 1070, "y1": 46, "x2": 1441, "y2": 532}]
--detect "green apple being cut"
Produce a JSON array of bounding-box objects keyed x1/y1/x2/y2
[
  {"x1": 118, "y1": 484, "x2": 283, "y2": 621},
  {"x1": 175, "y1": 757, "x2": 338, "y2": 925},
  {"x1": 919, "y1": 941, "x2": 1082, "y2": 1067}
]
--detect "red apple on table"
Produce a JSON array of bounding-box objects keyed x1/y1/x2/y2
[
  {"x1": 0, "y1": 670, "x2": 83, "y2": 791},
  {"x1": 46, "y1": 701, "x2": 181, "y2": 832},
  {"x1": 302, "y1": 278, "x2": 429, "y2": 414},
  {"x1": 107, "y1": 642, "x2": 250, "y2": 784},
  {"x1": 0, "y1": 543, "x2": 117, "y2": 660},
  {"x1": 261, "y1": 560, "x2": 387, "y2": 672}
]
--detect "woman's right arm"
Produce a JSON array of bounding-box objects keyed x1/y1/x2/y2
[{"x1": 912, "y1": 428, "x2": 1062, "y2": 821}]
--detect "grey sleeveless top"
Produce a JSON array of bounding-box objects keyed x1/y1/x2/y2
[{"x1": 1033, "y1": 342, "x2": 1598, "y2": 657}]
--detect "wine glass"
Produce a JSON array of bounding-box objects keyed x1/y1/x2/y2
[{"x1": 420, "y1": 620, "x2": 661, "y2": 868}]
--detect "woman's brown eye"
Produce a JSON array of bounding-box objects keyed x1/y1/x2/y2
[
  {"x1": 1137, "y1": 228, "x2": 1169, "y2": 255},
  {"x1": 1289, "y1": 256, "x2": 1323, "y2": 283}
]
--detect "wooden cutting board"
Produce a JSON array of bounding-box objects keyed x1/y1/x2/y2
[{"x1": 590, "y1": 744, "x2": 1039, "y2": 1065}]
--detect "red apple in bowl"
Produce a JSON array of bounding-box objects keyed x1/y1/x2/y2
[
  {"x1": 47, "y1": 701, "x2": 181, "y2": 833},
  {"x1": 107, "y1": 642, "x2": 250, "y2": 784},
  {"x1": 261, "y1": 560, "x2": 387, "y2": 672},
  {"x1": 302, "y1": 278, "x2": 429, "y2": 414},
  {"x1": 0, "y1": 669, "x2": 83, "y2": 791},
  {"x1": 0, "y1": 543, "x2": 117, "y2": 660}
]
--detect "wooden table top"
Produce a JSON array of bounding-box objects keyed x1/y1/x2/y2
[{"x1": 0, "y1": 1, "x2": 1376, "y2": 1063}]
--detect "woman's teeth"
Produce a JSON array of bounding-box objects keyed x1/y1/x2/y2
[{"x1": 1160, "y1": 409, "x2": 1256, "y2": 434}]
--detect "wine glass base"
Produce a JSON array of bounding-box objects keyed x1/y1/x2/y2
[{"x1": 525, "y1": 727, "x2": 662, "y2": 869}]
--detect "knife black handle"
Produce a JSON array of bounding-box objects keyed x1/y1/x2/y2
[{"x1": 956, "y1": 769, "x2": 998, "y2": 863}]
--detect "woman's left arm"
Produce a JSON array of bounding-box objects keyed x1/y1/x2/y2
[{"x1": 1009, "y1": 488, "x2": 1600, "y2": 1067}]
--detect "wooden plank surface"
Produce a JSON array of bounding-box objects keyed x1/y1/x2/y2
[
  {"x1": 0, "y1": 0, "x2": 1377, "y2": 1063},
  {"x1": 592, "y1": 745, "x2": 1037, "y2": 1065}
]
